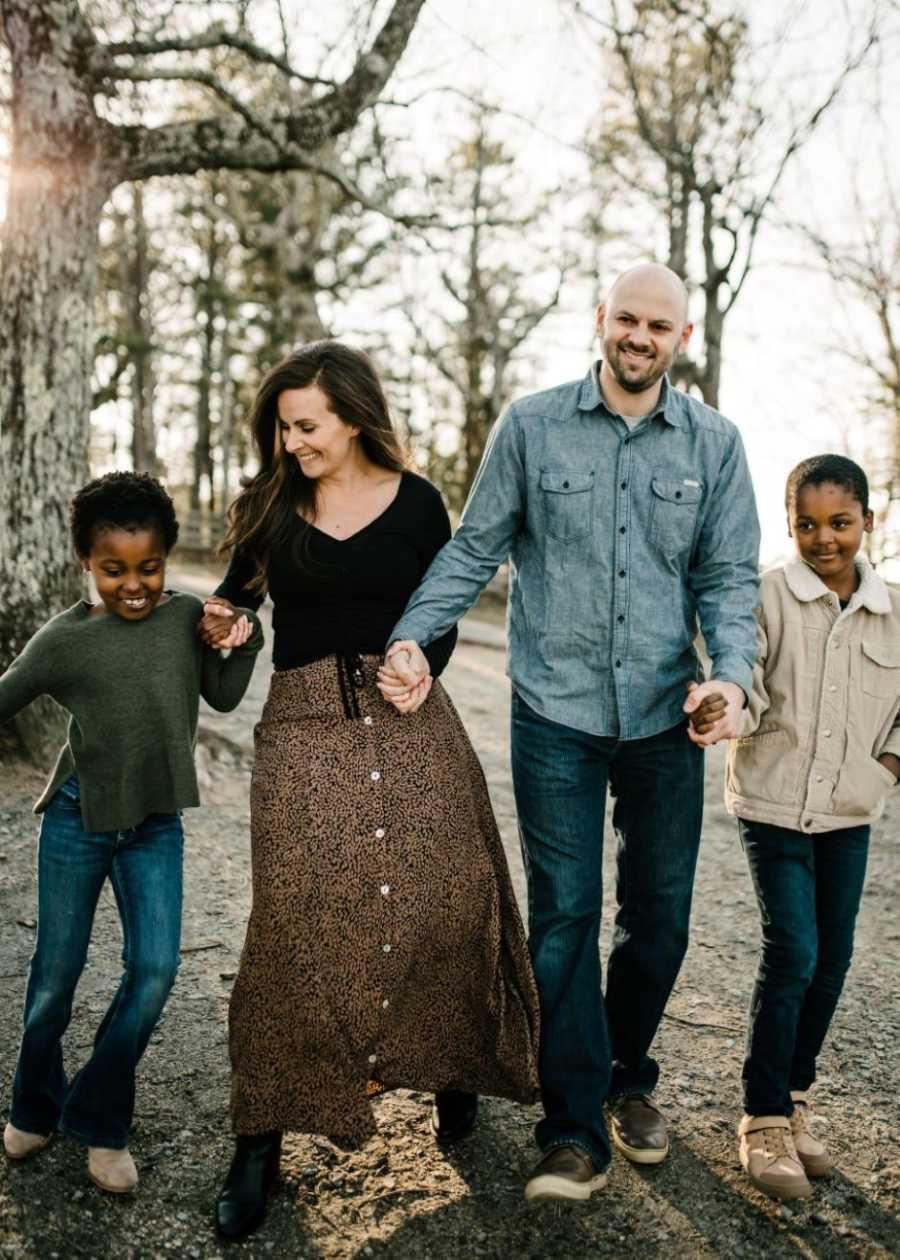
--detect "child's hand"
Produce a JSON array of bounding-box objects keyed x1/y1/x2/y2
[
  {"x1": 686, "y1": 682, "x2": 727, "y2": 735},
  {"x1": 198, "y1": 599, "x2": 250, "y2": 650},
  {"x1": 877, "y1": 753, "x2": 900, "y2": 784},
  {"x1": 684, "y1": 679, "x2": 745, "y2": 744}
]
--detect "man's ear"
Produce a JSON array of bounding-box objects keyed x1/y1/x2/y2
[
  {"x1": 679, "y1": 321, "x2": 694, "y2": 351},
  {"x1": 595, "y1": 303, "x2": 606, "y2": 337}
]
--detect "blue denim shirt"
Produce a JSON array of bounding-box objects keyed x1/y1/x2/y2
[{"x1": 392, "y1": 364, "x2": 761, "y2": 739}]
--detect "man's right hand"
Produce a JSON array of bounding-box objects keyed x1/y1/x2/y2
[{"x1": 383, "y1": 641, "x2": 430, "y2": 686}]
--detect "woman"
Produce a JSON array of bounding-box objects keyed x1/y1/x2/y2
[{"x1": 205, "y1": 342, "x2": 539, "y2": 1240}]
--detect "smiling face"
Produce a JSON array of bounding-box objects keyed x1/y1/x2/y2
[
  {"x1": 84, "y1": 527, "x2": 168, "y2": 620},
  {"x1": 596, "y1": 266, "x2": 692, "y2": 397},
  {"x1": 277, "y1": 384, "x2": 360, "y2": 480},
  {"x1": 788, "y1": 480, "x2": 873, "y2": 596}
]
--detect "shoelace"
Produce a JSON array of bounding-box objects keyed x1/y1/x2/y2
[
  {"x1": 790, "y1": 1104, "x2": 812, "y2": 1138},
  {"x1": 757, "y1": 1126, "x2": 791, "y2": 1161}
]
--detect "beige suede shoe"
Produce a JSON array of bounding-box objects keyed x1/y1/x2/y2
[
  {"x1": 738, "y1": 1114, "x2": 813, "y2": 1201},
  {"x1": 4, "y1": 1122, "x2": 51, "y2": 1161},
  {"x1": 87, "y1": 1146, "x2": 138, "y2": 1194},
  {"x1": 790, "y1": 1091, "x2": 833, "y2": 1177}
]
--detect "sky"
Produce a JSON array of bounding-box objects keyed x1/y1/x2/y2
[{"x1": 1, "y1": 0, "x2": 897, "y2": 565}]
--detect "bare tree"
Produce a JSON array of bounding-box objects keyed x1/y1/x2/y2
[
  {"x1": 800, "y1": 177, "x2": 900, "y2": 560},
  {"x1": 574, "y1": 0, "x2": 877, "y2": 407},
  {"x1": 404, "y1": 110, "x2": 570, "y2": 508},
  {"x1": 0, "y1": 0, "x2": 426, "y2": 757}
]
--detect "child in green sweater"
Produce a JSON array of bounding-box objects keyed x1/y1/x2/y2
[{"x1": 0, "y1": 472, "x2": 263, "y2": 1194}]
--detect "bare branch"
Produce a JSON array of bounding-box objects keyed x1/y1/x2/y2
[{"x1": 95, "y1": 28, "x2": 336, "y2": 89}]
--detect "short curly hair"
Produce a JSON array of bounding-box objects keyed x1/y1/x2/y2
[
  {"x1": 70, "y1": 472, "x2": 180, "y2": 558},
  {"x1": 785, "y1": 454, "x2": 869, "y2": 515}
]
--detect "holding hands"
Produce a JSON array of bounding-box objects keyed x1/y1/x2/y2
[
  {"x1": 378, "y1": 641, "x2": 433, "y2": 714},
  {"x1": 197, "y1": 598, "x2": 254, "y2": 651},
  {"x1": 684, "y1": 679, "x2": 745, "y2": 746}
]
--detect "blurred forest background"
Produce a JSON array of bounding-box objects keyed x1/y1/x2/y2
[{"x1": 0, "y1": 0, "x2": 898, "y2": 753}]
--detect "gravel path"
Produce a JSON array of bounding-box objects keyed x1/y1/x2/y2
[{"x1": 1, "y1": 609, "x2": 898, "y2": 1258}]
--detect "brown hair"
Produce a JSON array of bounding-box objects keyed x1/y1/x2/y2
[{"x1": 221, "y1": 341, "x2": 408, "y2": 589}]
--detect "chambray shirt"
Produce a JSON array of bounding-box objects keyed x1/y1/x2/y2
[{"x1": 392, "y1": 365, "x2": 761, "y2": 739}]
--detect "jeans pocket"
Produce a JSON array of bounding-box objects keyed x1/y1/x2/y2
[{"x1": 54, "y1": 774, "x2": 81, "y2": 810}]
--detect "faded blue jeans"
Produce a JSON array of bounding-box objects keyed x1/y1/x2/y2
[
  {"x1": 511, "y1": 693, "x2": 704, "y2": 1170},
  {"x1": 10, "y1": 775, "x2": 183, "y2": 1149},
  {"x1": 739, "y1": 818, "x2": 869, "y2": 1117}
]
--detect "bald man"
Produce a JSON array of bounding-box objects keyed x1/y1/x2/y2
[{"x1": 384, "y1": 263, "x2": 760, "y2": 1201}]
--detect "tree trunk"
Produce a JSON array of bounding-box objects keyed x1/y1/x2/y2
[
  {"x1": 0, "y1": 3, "x2": 110, "y2": 762},
  {"x1": 129, "y1": 182, "x2": 159, "y2": 475}
]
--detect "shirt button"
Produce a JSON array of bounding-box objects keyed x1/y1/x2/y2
[
  {"x1": 370, "y1": 770, "x2": 381, "y2": 781},
  {"x1": 615, "y1": 659, "x2": 622, "y2": 668},
  {"x1": 620, "y1": 481, "x2": 627, "y2": 490},
  {"x1": 363, "y1": 715, "x2": 373, "y2": 725},
  {"x1": 824, "y1": 730, "x2": 832, "y2": 738},
  {"x1": 617, "y1": 615, "x2": 624, "y2": 624},
  {"x1": 375, "y1": 827, "x2": 385, "y2": 838},
  {"x1": 382, "y1": 943, "x2": 392, "y2": 953},
  {"x1": 382, "y1": 998, "x2": 390, "y2": 1009},
  {"x1": 368, "y1": 1054, "x2": 377, "y2": 1065},
  {"x1": 380, "y1": 884, "x2": 391, "y2": 896},
  {"x1": 618, "y1": 569, "x2": 626, "y2": 578},
  {"x1": 619, "y1": 526, "x2": 626, "y2": 534},
  {"x1": 829, "y1": 684, "x2": 837, "y2": 692},
  {"x1": 832, "y1": 641, "x2": 840, "y2": 649},
  {"x1": 562, "y1": 480, "x2": 570, "y2": 488},
  {"x1": 816, "y1": 775, "x2": 824, "y2": 782}
]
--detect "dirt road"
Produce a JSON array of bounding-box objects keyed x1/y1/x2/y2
[{"x1": 1, "y1": 615, "x2": 898, "y2": 1258}]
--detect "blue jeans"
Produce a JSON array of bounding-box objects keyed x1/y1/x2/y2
[
  {"x1": 511, "y1": 693, "x2": 704, "y2": 1169},
  {"x1": 9, "y1": 775, "x2": 183, "y2": 1149},
  {"x1": 739, "y1": 817, "x2": 869, "y2": 1117}
]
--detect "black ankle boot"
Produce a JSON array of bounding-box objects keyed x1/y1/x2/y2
[
  {"x1": 215, "y1": 1132, "x2": 281, "y2": 1240},
  {"x1": 431, "y1": 1090, "x2": 479, "y2": 1144}
]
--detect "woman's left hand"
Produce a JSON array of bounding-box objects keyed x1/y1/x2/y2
[{"x1": 377, "y1": 663, "x2": 433, "y2": 714}]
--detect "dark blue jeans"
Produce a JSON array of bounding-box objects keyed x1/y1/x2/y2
[
  {"x1": 10, "y1": 775, "x2": 183, "y2": 1149},
  {"x1": 511, "y1": 693, "x2": 704, "y2": 1169},
  {"x1": 739, "y1": 817, "x2": 869, "y2": 1117}
]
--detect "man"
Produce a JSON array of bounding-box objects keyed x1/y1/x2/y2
[{"x1": 382, "y1": 263, "x2": 760, "y2": 1201}]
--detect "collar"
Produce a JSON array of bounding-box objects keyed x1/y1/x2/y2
[
  {"x1": 577, "y1": 362, "x2": 681, "y2": 427},
  {"x1": 782, "y1": 555, "x2": 892, "y2": 614}
]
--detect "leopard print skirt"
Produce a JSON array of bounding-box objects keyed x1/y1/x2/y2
[{"x1": 228, "y1": 654, "x2": 540, "y2": 1142}]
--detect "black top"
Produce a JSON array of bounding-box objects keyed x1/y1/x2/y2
[{"x1": 215, "y1": 471, "x2": 458, "y2": 677}]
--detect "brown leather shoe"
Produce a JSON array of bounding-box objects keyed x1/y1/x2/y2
[
  {"x1": 524, "y1": 1144, "x2": 608, "y2": 1202},
  {"x1": 609, "y1": 1094, "x2": 669, "y2": 1164}
]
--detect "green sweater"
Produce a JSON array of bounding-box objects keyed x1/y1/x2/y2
[{"x1": 0, "y1": 591, "x2": 264, "y2": 831}]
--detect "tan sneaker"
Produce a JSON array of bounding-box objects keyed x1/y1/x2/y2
[
  {"x1": 790, "y1": 1091, "x2": 833, "y2": 1177},
  {"x1": 87, "y1": 1146, "x2": 138, "y2": 1194},
  {"x1": 524, "y1": 1144, "x2": 608, "y2": 1203},
  {"x1": 4, "y1": 1122, "x2": 51, "y2": 1161},
  {"x1": 738, "y1": 1114, "x2": 813, "y2": 1201}
]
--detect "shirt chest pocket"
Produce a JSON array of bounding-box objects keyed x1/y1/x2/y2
[
  {"x1": 650, "y1": 476, "x2": 703, "y2": 559},
  {"x1": 539, "y1": 469, "x2": 595, "y2": 542},
  {"x1": 860, "y1": 640, "x2": 900, "y2": 698}
]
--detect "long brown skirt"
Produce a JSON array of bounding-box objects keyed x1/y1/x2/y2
[{"x1": 228, "y1": 654, "x2": 540, "y2": 1142}]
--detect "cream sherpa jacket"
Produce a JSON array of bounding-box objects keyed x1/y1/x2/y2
[{"x1": 725, "y1": 556, "x2": 900, "y2": 833}]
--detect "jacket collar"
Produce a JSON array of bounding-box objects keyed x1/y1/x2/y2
[{"x1": 782, "y1": 555, "x2": 892, "y2": 614}]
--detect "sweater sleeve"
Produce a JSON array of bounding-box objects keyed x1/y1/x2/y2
[
  {"x1": 214, "y1": 546, "x2": 266, "y2": 611},
  {"x1": 414, "y1": 483, "x2": 458, "y2": 680},
  {"x1": 199, "y1": 610, "x2": 265, "y2": 712},
  {"x1": 0, "y1": 624, "x2": 55, "y2": 724}
]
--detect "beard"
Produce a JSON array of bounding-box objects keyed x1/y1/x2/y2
[{"x1": 604, "y1": 336, "x2": 674, "y2": 394}]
